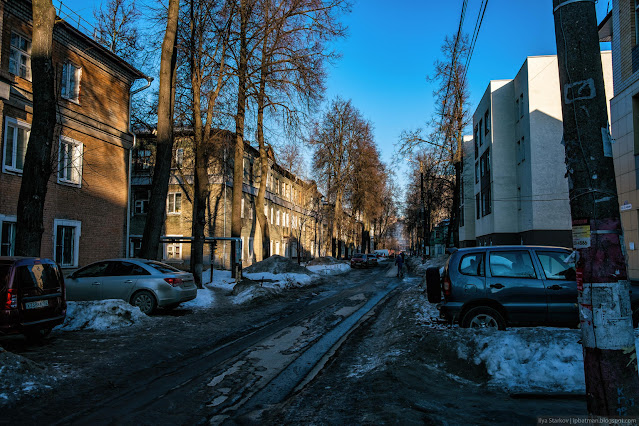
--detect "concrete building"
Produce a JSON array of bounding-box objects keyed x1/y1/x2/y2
[
  {"x1": 0, "y1": 0, "x2": 146, "y2": 268},
  {"x1": 458, "y1": 134, "x2": 475, "y2": 247},
  {"x1": 460, "y1": 53, "x2": 613, "y2": 247},
  {"x1": 602, "y1": 1, "x2": 639, "y2": 280}
]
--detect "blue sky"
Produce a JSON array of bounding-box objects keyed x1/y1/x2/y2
[{"x1": 60, "y1": 0, "x2": 611, "y2": 182}]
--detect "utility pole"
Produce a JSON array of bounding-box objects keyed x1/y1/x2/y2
[{"x1": 553, "y1": 0, "x2": 639, "y2": 416}]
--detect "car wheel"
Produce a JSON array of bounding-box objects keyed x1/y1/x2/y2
[
  {"x1": 131, "y1": 290, "x2": 157, "y2": 315},
  {"x1": 462, "y1": 307, "x2": 506, "y2": 330},
  {"x1": 425, "y1": 267, "x2": 441, "y2": 303}
]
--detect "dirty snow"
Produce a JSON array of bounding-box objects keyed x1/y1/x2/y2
[
  {"x1": 182, "y1": 288, "x2": 216, "y2": 309},
  {"x1": 0, "y1": 348, "x2": 56, "y2": 407},
  {"x1": 306, "y1": 263, "x2": 350, "y2": 275},
  {"x1": 58, "y1": 300, "x2": 148, "y2": 331}
]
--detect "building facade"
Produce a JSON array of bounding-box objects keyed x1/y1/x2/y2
[
  {"x1": 0, "y1": 0, "x2": 145, "y2": 268},
  {"x1": 130, "y1": 132, "x2": 334, "y2": 269},
  {"x1": 605, "y1": 0, "x2": 639, "y2": 280},
  {"x1": 459, "y1": 53, "x2": 613, "y2": 248}
]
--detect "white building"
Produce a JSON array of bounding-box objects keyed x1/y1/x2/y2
[{"x1": 460, "y1": 53, "x2": 613, "y2": 247}]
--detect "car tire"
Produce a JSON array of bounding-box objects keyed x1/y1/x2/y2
[
  {"x1": 426, "y1": 267, "x2": 441, "y2": 303},
  {"x1": 131, "y1": 290, "x2": 157, "y2": 315},
  {"x1": 461, "y1": 307, "x2": 506, "y2": 330}
]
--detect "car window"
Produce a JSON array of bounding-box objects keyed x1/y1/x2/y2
[
  {"x1": 108, "y1": 261, "x2": 151, "y2": 277},
  {"x1": 0, "y1": 265, "x2": 11, "y2": 290},
  {"x1": 16, "y1": 264, "x2": 59, "y2": 290},
  {"x1": 489, "y1": 251, "x2": 537, "y2": 278},
  {"x1": 536, "y1": 251, "x2": 576, "y2": 281},
  {"x1": 143, "y1": 261, "x2": 182, "y2": 274},
  {"x1": 459, "y1": 253, "x2": 484, "y2": 276},
  {"x1": 75, "y1": 262, "x2": 110, "y2": 278}
]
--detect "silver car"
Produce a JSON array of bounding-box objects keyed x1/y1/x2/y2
[{"x1": 65, "y1": 259, "x2": 197, "y2": 314}]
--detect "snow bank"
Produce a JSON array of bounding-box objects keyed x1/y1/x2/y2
[
  {"x1": 58, "y1": 300, "x2": 148, "y2": 331},
  {"x1": 306, "y1": 263, "x2": 350, "y2": 276},
  {"x1": 0, "y1": 348, "x2": 56, "y2": 407},
  {"x1": 456, "y1": 327, "x2": 639, "y2": 393},
  {"x1": 182, "y1": 288, "x2": 215, "y2": 309}
]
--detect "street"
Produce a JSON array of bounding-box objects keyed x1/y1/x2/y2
[{"x1": 1, "y1": 260, "x2": 588, "y2": 425}]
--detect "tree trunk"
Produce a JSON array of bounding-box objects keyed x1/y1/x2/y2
[
  {"x1": 255, "y1": 28, "x2": 270, "y2": 262},
  {"x1": 139, "y1": 0, "x2": 180, "y2": 260},
  {"x1": 15, "y1": 0, "x2": 57, "y2": 258},
  {"x1": 332, "y1": 193, "x2": 342, "y2": 259},
  {"x1": 231, "y1": 0, "x2": 250, "y2": 277}
]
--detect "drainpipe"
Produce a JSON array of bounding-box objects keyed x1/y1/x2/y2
[{"x1": 125, "y1": 76, "x2": 153, "y2": 258}]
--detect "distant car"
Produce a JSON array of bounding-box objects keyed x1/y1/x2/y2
[
  {"x1": 65, "y1": 259, "x2": 197, "y2": 315},
  {"x1": 367, "y1": 254, "x2": 379, "y2": 267},
  {"x1": 0, "y1": 257, "x2": 67, "y2": 340},
  {"x1": 374, "y1": 249, "x2": 389, "y2": 258},
  {"x1": 350, "y1": 253, "x2": 369, "y2": 268}
]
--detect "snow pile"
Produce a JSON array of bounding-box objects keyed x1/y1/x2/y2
[
  {"x1": 58, "y1": 300, "x2": 148, "y2": 331},
  {"x1": 0, "y1": 348, "x2": 56, "y2": 406},
  {"x1": 454, "y1": 327, "x2": 637, "y2": 393},
  {"x1": 244, "y1": 255, "x2": 314, "y2": 276},
  {"x1": 243, "y1": 271, "x2": 315, "y2": 287},
  {"x1": 203, "y1": 268, "x2": 235, "y2": 286},
  {"x1": 306, "y1": 263, "x2": 350, "y2": 276},
  {"x1": 182, "y1": 288, "x2": 215, "y2": 309},
  {"x1": 306, "y1": 256, "x2": 342, "y2": 266}
]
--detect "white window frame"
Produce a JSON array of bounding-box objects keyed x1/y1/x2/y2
[
  {"x1": 0, "y1": 215, "x2": 17, "y2": 257},
  {"x1": 61, "y1": 61, "x2": 82, "y2": 103},
  {"x1": 3, "y1": 117, "x2": 30, "y2": 174},
  {"x1": 270, "y1": 207, "x2": 274, "y2": 224},
  {"x1": 275, "y1": 241, "x2": 280, "y2": 255},
  {"x1": 9, "y1": 32, "x2": 31, "y2": 80},
  {"x1": 241, "y1": 198, "x2": 245, "y2": 218},
  {"x1": 175, "y1": 148, "x2": 184, "y2": 168},
  {"x1": 134, "y1": 190, "x2": 149, "y2": 215},
  {"x1": 164, "y1": 235, "x2": 183, "y2": 260},
  {"x1": 276, "y1": 210, "x2": 280, "y2": 226},
  {"x1": 53, "y1": 219, "x2": 81, "y2": 268},
  {"x1": 57, "y1": 136, "x2": 83, "y2": 187},
  {"x1": 167, "y1": 192, "x2": 182, "y2": 215},
  {"x1": 264, "y1": 204, "x2": 268, "y2": 217}
]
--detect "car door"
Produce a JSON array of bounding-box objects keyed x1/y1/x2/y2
[
  {"x1": 66, "y1": 261, "x2": 110, "y2": 300},
  {"x1": 100, "y1": 261, "x2": 145, "y2": 301},
  {"x1": 486, "y1": 249, "x2": 547, "y2": 324},
  {"x1": 534, "y1": 249, "x2": 577, "y2": 325}
]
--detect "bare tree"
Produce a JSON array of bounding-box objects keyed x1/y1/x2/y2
[
  {"x1": 139, "y1": 0, "x2": 180, "y2": 260},
  {"x1": 15, "y1": 0, "x2": 58, "y2": 257},
  {"x1": 94, "y1": 0, "x2": 141, "y2": 59}
]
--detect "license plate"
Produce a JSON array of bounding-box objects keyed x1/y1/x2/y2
[{"x1": 25, "y1": 300, "x2": 49, "y2": 309}]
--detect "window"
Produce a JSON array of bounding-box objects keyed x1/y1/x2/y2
[
  {"x1": 459, "y1": 253, "x2": 484, "y2": 276},
  {"x1": 264, "y1": 204, "x2": 268, "y2": 217},
  {"x1": 165, "y1": 242, "x2": 182, "y2": 260},
  {"x1": 481, "y1": 186, "x2": 492, "y2": 216},
  {"x1": 484, "y1": 110, "x2": 490, "y2": 134},
  {"x1": 61, "y1": 62, "x2": 81, "y2": 102},
  {"x1": 58, "y1": 136, "x2": 83, "y2": 186},
  {"x1": 636, "y1": 0, "x2": 639, "y2": 44},
  {"x1": 9, "y1": 32, "x2": 31, "y2": 80},
  {"x1": 271, "y1": 207, "x2": 274, "y2": 224},
  {"x1": 515, "y1": 99, "x2": 519, "y2": 122},
  {"x1": 517, "y1": 137, "x2": 525, "y2": 164},
  {"x1": 536, "y1": 251, "x2": 576, "y2": 281},
  {"x1": 167, "y1": 192, "x2": 182, "y2": 214},
  {"x1": 134, "y1": 149, "x2": 152, "y2": 171},
  {"x1": 175, "y1": 148, "x2": 184, "y2": 168},
  {"x1": 478, "y1": 119, "x2": 483, "y2": 146},
  {"x1": 1, "y1": 220, "x2": 16, "y2": 256},
  {"x1": 474, "y1": 162, "x2": 479, "y2": 184},
  {"x1": 241, "y1": 198, "x2": 245, "y2": 218},
  {"x1": 489, "y1": 251, "x2": 536, "y2": 279},
  {"x1": 53, "y1": 219, "x2": 81, "y2": 268},
  {"x1": 473, "y1": 126, "x2": 479, "y2": 158},
  {"x1": 275, "y1": 241, "x2": 280, "y2": 255},
  {"x1": 3, "y1": 117, "x2": 30, "y2": 173},
  {"x1": 134, "y1": 190, "x2": 149, "y2": 215},
  {"x1": 517, "y1": 186, "x2": 522, "y2": 211},
  {"x1": 476, "y1": 194, "x2": 480, "y2": 219},
  {"x1": 276, "y1": 210, "x2": 280, "y2": 226},
  {"x1": 519, "y1": 94, "x2": 524, "y2": 118}
]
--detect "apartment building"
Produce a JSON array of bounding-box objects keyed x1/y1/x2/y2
[
  {"x1": 0, "y1": 0, "x2": 145, "y2": 268},
  {"x1": 602, "y1": 1, "x2": 639, "y2": 280},
  {"x1": 130, "y1": 131, "x2": 331, "y2": 268},
  {"x1": 458, "y1": 134, "x2": 475, "y2": 247},
  {"x1": 460, "y1": 53, "x2": 613, "y2": 247}
]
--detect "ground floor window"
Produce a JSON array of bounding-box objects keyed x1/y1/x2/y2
[
  {"x1": 164, "y1": 236, "x2": 182, "y2": 260},
  {"x1": 0, "y1": 218, "x2": 16, "y2": 256},
  {"x1": 53, "y1": 219, "x2": 81, "y2": 267}
]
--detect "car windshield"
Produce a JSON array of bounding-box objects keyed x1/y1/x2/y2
[
  {"x1": 16, "y1": 264, "x2": 59, "y2": 290},
  {"x1": 354, "y1": 254, "x2": 364, "y2": 258},
  {"x1": 143, "y1": 261, "x2": 182, "y2": 274}
]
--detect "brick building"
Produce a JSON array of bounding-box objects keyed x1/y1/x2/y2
[
  {"x1": 0, "y1": 0, "x2": 146, "y2": 268},
  {"x1": 130, "y1": 130, "x2": 333, "y2": 269}
]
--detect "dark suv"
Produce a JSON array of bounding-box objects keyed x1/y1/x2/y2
[
  {"x1": 0, "y1": 257, "x2": 67, "y2": 339},
  {"x1": 426, "y1": 245, "x2": 639, "y2": 329}
]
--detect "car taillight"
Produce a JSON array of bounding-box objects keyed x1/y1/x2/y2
[
  {"x1": 164, "y1": 278, "x2": 184, "y2": 287},
  {"x1": 443, "y1": 275, "x2": 452, "y2": 298},
  {"x1": 5, "y1": 289, "x2": 17, "y2": 309}
]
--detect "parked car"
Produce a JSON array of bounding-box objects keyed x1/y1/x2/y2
[
  {"x1": 65, "y1": 259, "x2": 197, "y2": 315},
  {"x1": 426, "y1": 245, "x2": 639, "y2": 329},
  {"x1": 351, "y1": 253, "x2": 370, "y2": 268},
  {"x1": 367, "y1": 254, "x2": 379, "y2": 267},
  {"x1": 374, "y1": 249, "x2": 389, "y2": 258},
  {"x1": 0, "y1": 257, "x2": 67, "y2": 340}
]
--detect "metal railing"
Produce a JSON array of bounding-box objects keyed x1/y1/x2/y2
[{"x1": 56, "y1": 0, "x2": 97, "y2": 41}]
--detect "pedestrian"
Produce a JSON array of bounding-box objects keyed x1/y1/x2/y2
[{"x1": 395, "y1": 252, "x2": 404, "y2": 277}]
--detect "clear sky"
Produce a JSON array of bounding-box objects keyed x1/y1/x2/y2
[{"x1": 59, "y1": 0, "x2": 611, "y2": 184}]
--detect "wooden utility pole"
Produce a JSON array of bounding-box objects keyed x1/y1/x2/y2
[{"x1": 553, "y1": 0, "x2": 639, "y2": 415}]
